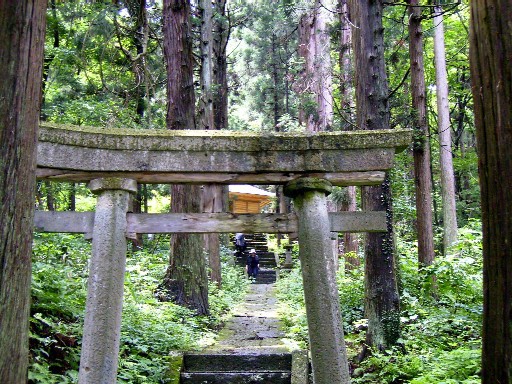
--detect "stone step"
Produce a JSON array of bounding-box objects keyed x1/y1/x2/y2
[
  {"x1": 180, "y1": 371, "x2": 291, "y2": 383},
  {"x1": 183, "y1": 353, "x2": 292, "y2": 372},
  {"x1": 181, "y1": 353, "x2": 292, "y2": 383},
  {"x1": 235, "y1": 260, "x2": 276, "y2": 268},
  {"x1": 254, "y1": 270, "x2": 276, "y2": 284}
]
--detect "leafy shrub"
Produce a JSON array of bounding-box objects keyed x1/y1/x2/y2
[
  {"x1": 29, "y1": 234, "x2": 249, "y2": 383},
  {"x1": 410, "y1": 348, "x2": 481, "y2": 384}
]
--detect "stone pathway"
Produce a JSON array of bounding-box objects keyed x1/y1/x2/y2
[
  {"x1": 179, "y1": 283, "x2": 309, "y2": 383},
  {"x1": 205, "y1": 283, "x2": 291, "y2": 354}
]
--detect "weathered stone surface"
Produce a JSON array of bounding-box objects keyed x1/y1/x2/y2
[
  {"x1": 287, "y1": 181, "x2": 350, "y2": 384},
  {"x1": 291, "y1": 350, "x2": 310, "y2": 384},
  {"x1": 181, "y1": 284, "x2": 308, "y2": 383},
  {"x1": 36, "y1": 123, "x2": 411, "y2": 184},
  {"x1": 183, "y1": 353, "x2": 292, "y2": 372},
  {"x1": 78, "y1": 179, "x2": 136, "y2": 384},
  {"x1": 283, "y1": 177, "x2": 332, "y2": 198},
  {"x1": 36, "y1": 168, "x2": 387, "y2": 185},
  {"x1": 39, "y1": 122, "x2": 411, "y2": 151},
  {"x1": 180, "y1": 371, "x2": 291, "y2": 383}
]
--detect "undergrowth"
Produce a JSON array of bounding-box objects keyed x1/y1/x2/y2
[
  {"x1": 29, "y1": 234, "x2": 247, "y2": 383},
  {"x1": 276, "y1": 220, "x2": 483, "y2": 383}
]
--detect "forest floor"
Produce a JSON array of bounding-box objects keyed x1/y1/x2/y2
[{"x1": 204, "y1": 283, "x2": 293, "y2": 354}]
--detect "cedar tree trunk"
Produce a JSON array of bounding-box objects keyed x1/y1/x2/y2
[
  {"x1": 469, "y1": 0, "x2": 512, "y2": 381},
  {"x1": 433, "y1": 5, "x2": 458, "y2": 253},
  {"x1": 348, "y1": 0, "x2": 401, "y2": 357},
  {"x1": 0, "y1": 0, "x2": 47, "y2": 381},
  {"x1": 161, "y1": 0, "x2": 209, "y2": 315},
  {"x1": 408, "y1": 0, "x2": 435, "y2": 267}
]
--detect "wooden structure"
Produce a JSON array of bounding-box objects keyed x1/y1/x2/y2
[
  {"x1": 35, "y1": 122, "x2": 411, "y2": 384},
  {"x1": 229, "y1": 185, "x2": 274, "y2": 213}
]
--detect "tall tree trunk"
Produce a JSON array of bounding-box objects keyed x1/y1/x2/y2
[
  {"x1": 199, "y1": 0, "x2": 214, "y2": 130},
  {"x1": 339, "y1": 0, "x2": 354, "y2": 127},
  {"x1": 126, "y1": 0, "x2": 148, "y2": 249},
  {"x1": 348, "y1": 0, "x2": 401, "y2": 358},
  {"x1": 298, "y1": 0, "x2": 333, "y2": 132},
  {"x1": 201, "y1": 0, "x2": 223, "y2": 285},
  {"x1": 408, "y1": 0, "x2": 435, "y2": 267},
  {"x1": 131, "y1": 184, "x2": 144, "y2": 250},
  {"x1": 45, "y1": 180, "x2": 55, "y2": 211},
  {"x1": 469, "y1": 0, "x2": 512, "y2": 381},
  {"x1": 341, "y1": 187, "x2": 359, "y2": 268},
  {"x1": 68, "y1": 183, "x2": 76, "y2": 211},
  {"x1": 213, "y1": 0, "x2": 228, "y2": 130},
  {"x1": 161, "y1": 0, "x2": 209, "y2": 315},
  {"x1": 338, "y1": 0, "x2": 359, "y2": 266},
  {"x1": 0, "y1": 1, "x2": 47, "y2": 381},
  {"x1": 212, "y1": 0, "x2": 230, "y2": 251},
  {"x1": 433, "y1": 5, "x2": 458, "y2": 253},
  {"x1": 202, "y1": 185, "x2": 223, "y2": 285},
  {"x1": 271, "y1": 33, "x2": 281, "y2": 130}
]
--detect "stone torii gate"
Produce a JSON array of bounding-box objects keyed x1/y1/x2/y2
[{"x1": 34, "y1": 123, "x2": 411, "y2": 384}]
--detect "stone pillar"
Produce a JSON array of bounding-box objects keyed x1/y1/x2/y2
[
  {"x1": 79, "y1": 178, "x2": 137, "y2": 384},
  {"x1": 284, "y1": 178, "x2": 350, "y2": 384}
]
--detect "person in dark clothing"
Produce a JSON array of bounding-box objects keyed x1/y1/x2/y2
[
  {"x1": 235, "y1": 232, "x2": 247, "y2": 257},
  {"x1": 246, "y1": 249, "x2": 259, "y2": 281}
]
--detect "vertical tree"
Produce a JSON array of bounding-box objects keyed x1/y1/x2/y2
[
  {"x1": 199, "y1": 0, "x2": 214, "y2": 130},
  {"x1": 0, "y1": 0, "x2": 47, "y2": 381},
  {"x1": 199, "y1": 0, "x2": 223, "y2": 285},
  {"x1": 298, "y1": 0, "x2": 333, "y2": 132},
  {"x1": 469, "y1": 0, "x2": 512, "y2": 381},
  {"x1": 348, "y1": 0, "x2": 401, "y2": 357},
  {"x1": 161, "y1": 0, "x2": 209, "y2": 315},
  {"x1": 213, "y1": 0, "x2": 229, "y2": 130},
  {"x1": 433, "y1": 4, "x2": 458, "y2": 253},
  {"x1": 338, "y1": 0, "x2": 359, "y2": 263},
  {"x1": 407, "y1": 0, "x2": 435, "y2": 266}
]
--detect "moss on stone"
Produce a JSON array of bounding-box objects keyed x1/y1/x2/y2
[
  {"x1": 167, "y1": 352, "x2": 184, "y2": 384},
  {"x1": 39, "y1": 122, "x2": 411, "y2": 153}
]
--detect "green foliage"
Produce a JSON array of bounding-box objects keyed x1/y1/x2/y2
[
  {"x1": 276, "y1": 219, "x2": 482, "y2": 383},
  {"x1": 43, "y1": 1, "x2": 166, "y2": 129},
  {"x1": 337, "y1": 266, "x2": 365, "y2": 333},
  {"x1": 29, "y1": 235, "x2": 248, "y2": 383},
  {"x1": 275, "y1": 268, "x2": 308, "y2": 347},
  {"x1": 410, "y1": 348, "x2": 481, "y2": 384}
]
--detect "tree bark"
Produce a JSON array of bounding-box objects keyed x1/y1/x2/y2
[
  {"x1": 339, "y1": 0, "x2": 354, "y2": 127},
  {"x1": 213, "y1": 0, "x2": 229, "y2": 130},
  {"x1": 162, "y1": 0, "x2": 209, "y2": 315},
  {"x1": 0, "y1": 0, "x2": 47, "y2": 381},
  {"x1": 408, "y1": 0, "x2": 435, "y2": 267},
  {"x1": 199, "y1": 0, "x2": 214, "y2": 130},
  {"x1": 469, "y1": 0, "x2": 512, "y2": 381},
  {"x1": 361, "y1": 176, "x2": 400, "y2": 355},
  {"x1": 348, "y1": 0, "x2": 401, "y2": 357},
  {"x1": 433, "y1": 5, "x2": 458, "y2": 253},
  {"x1": 298, "y1": 0, "x2": 333, "y2": 132},
  {"x1": 341, "y1": 187, "x2": 360, "y2": 268},
  {"x1": 202, "y1": 185, "x2": 223, "y2": 286},
  {"x1": 200, "y1": 0, "x2": 223, "y2": 285},
  {"x1": 338, "y1": 0, "x2": 359, "y2": 266}
]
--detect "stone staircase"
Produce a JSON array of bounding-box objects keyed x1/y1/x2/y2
[
  {"x1": 178, "y1": 280, "x2": 310, "y2": 384},
  {"x1": 233, "y1": 233, "x2": 277, "y2": 284},
  {"x1": 180, "y1": 353, "x2": 292, "y2": 383}
]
